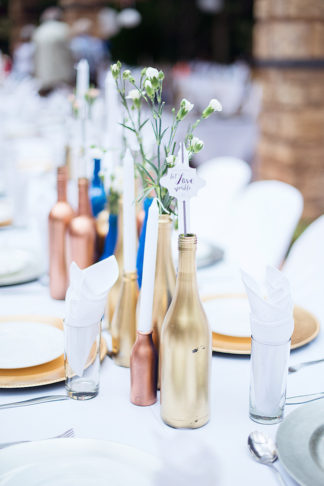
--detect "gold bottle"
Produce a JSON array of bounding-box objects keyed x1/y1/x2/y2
[
  {"x1": 111, "y1": 271, "x2": 138, "y2": 367},
  {"x1": 66, "y1": 178, "x2": 96, "y2": 270},
  {"x1": 160, "y1": 234, "x2": 211, "y2": 429},
  {"x1": 48, "y1": 166, "x2": 74, "y2": 299},
  {"x1": 152, "y1": 215, "x2": 176, "y2": 357}
]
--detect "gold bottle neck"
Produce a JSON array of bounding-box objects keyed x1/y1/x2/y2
[
  {"x1": 157, "y1": 214, "x2": 173, "y2": 257},
  {"x1": 176, "y1": 234, "x2": 198, "y2": 286},
  {"x1": 78, "y1": 178, "x2": 91, "y2": 216}
]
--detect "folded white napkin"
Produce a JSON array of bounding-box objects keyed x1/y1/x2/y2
[
  {"x1": 65, "y1": 256, "x2": 119, "y2": 376},
  {"x1": 241, "y1": 266, "x2": 294, "y2": 345}
]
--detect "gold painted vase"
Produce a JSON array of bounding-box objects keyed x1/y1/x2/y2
[
  {"x1": 111, "y1": 271, "x2": 138, "y2": 367},
  {"x1": 160, "y1": 234, "x2": 211, "y2": 429},
  {"x1": 151, "y1": 215, "x2": 176, "y2": 359}
]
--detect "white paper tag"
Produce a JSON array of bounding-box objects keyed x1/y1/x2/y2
[{"x1": 160, "y1": 145, "x2": 205, "y2": 202}]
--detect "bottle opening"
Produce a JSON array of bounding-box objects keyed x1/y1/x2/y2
[{"x1": 178, "y1": 234, "x2": 197, "y2": 249}]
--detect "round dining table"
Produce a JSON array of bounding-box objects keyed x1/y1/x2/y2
[{"x1": 0, "y1": 255, "x2": 322, "y2": 486}]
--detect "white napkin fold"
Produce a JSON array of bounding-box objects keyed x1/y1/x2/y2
[
  {"x1": 241, "y1": 266, "x2": 294, "y2": 345},
  {"x1": 65, "y1": 256, "x2": 119, "y2": 376}
]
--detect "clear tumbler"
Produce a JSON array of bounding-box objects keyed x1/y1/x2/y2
[
  {"x1": 249, "y1": 336, "x2": 290, "y2": 424},
  {"x1": 64, "y1": 320, "x2": 101, "y2": 400}
]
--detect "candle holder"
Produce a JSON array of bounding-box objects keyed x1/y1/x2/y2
[
  {"x1": 111, "y1": 271, "x2": 138, "y2": 367},
  {"x1": 130, "y1": 331, "x2": 157, "y2": 406}
]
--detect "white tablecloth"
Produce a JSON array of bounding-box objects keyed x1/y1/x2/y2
[{"x1": 1, "y1": 261, "x2": 322, "y2": 485}]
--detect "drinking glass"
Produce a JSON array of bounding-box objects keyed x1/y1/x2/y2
[
  {"x1": 249, "y1": 336, "x2": 290, "y2": 424},
  {"x1": 64, "y1": 320, "x2": 101, "y2": 400}
]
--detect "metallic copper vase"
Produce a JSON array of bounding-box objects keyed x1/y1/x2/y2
[
  {"x1": 96, "y1": 208, "x2": 109, "y2": 258},
  {"x1": 49, "y1": 166, "x2": 74, "y2": 300},
  {"x1": 111, "y1": 271, "x2": 138, "y2": 367},
  {"x1": 66, "y1": 178, "x2": 96, "y2": 270},
  {"x1": 107, "y1": 200, "x2": 123, "y2": 324},
  {"x1": 130, "y1": 331, "x2": 157, "y2": 406},
  {"x1": 160, "y1": 234, "x2": 211, "y2": 429},
  {"x1": 152, "y1": 215, "x2": 176, "y2": 382}
]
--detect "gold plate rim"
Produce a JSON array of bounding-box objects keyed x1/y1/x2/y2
[
  {"x1": 0, "y1": 315, "x2": 107, "y2": 388},
  {"x1": 201, "y1": 294, "x2": 320, "y2": 355}
]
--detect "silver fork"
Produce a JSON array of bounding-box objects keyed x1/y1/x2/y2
[
  {"x1": 0, "y1": 428, "x2": 74, "y2": 450},
  {"x1": 288, "y1": 358, "x2": 324, "y2": 373}
]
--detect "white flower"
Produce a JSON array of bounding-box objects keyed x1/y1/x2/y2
[
  {"x1": 202, "y1": 98, "x2": 222, "y2": 118},
  {"x1": 176, "y1": 98, "x2": 194, "y2": 121},
  {"x1": 146, "y1": 67, "x2": 159, "y2": 80},
  {"x1": 166, "y1": 155, "x2": 175, "y2": 165},
  {"x1": 181, "y1": 98, "x2": 194, "y2": 113},
  {"x1": 209, "y1": 98, "x2": 222, "y2": 111},
  {"x1": 126, "y1": 89, "x2": 141, "y2": 101}
]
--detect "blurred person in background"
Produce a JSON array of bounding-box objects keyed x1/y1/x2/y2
[
  {"x1": 33, "y1": 7, "x2": 73, "y2": 92},
  {"x1": 12, "y1": 24, "x2": 35, "y2": 79},
  {"x1": 70, "y1": 18, "x2": 107, "y2": 85}
]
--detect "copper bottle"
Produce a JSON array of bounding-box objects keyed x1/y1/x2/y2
[
  {"x1": 66, "y1": 178, "x2": 96, "y2": 270},
  {"x1": 130, "y1": 331, "x2": 157, "y2": 406},
  {"x1": 48, "y1": 166, "x2": 74, "y2": 300},
  {"x1": 160, "y1": 234, "x2": 211, "y2": 429}
]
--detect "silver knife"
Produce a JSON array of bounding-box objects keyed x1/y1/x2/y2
[
  {"x1": 286, "y1": 392, "x2": 324, "y2": 405},
  {"x1": 0, "y1": 395, "x2": 69, "y2": 410}
]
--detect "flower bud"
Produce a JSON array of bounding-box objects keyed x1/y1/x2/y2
[
  {"x1": 111, "y1": 61, "x2": 121, "y2": 79},
  {"x1": 202, "y1": 98, "x2": 222, "y2": 118},
  {"x1": 145, "y1": 80, "x2": 154, "y2": 98},
  {"x1": 123, "y1": 69, "x2": 131, "y2": 80},
  {"x1": 189, "y1": 136, "x2": 204, "y2": 153},
  {"x1": 176, "y1": 98, "x2": 194, "y2": 121}
]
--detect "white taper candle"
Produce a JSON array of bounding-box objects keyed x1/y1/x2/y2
[
  {"x1": 76, "y1": 59, "x2": 89, "y2": 103},
  {"x1": 137, "y1": 199, "x2": 159, "y2": 333},
  {"x1": 123, "y1": 149, "x2": 137, "y2": 273}
]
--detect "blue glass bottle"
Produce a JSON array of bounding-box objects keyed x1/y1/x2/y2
[
  {"x1": 101, "y1": 212, "x2": 118, "y2": 260},
  {"x1": 89, "y1": 158, "x2": 106, "y2": 217},
  {"x1": 136, "y1": 197, "x2": 153, "y2": 288}
]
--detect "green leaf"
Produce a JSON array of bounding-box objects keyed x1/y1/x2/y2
[
  {"x1": 119, "y1": 123, "x2": 136, "y2": 133},
  {"x1": 139, "y1": 119, "x2": 149, "y2": 130}
]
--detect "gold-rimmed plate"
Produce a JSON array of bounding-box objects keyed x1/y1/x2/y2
[
  {"x1": 0, "y1": 315, "x2": 107, "y2": 388},
  {"x1": 201, "y1": 294, "x2": 320, "y2": 355}
]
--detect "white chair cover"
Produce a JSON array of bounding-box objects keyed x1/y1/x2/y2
[
  {"x1": 226, "y1": 180, "x2": 303, "y2": 280},
  {"x1": 283, "y1": 215, "x2": 324, "y2": 318}
]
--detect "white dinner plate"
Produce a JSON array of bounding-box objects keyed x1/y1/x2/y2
[
  {"x1": 0, "y1": 321, "x2": 64, "y2": 369},
  {"x1": 0, "y1": 439, "x2": 161, "y2": 486},
  {"x1": 276, "y1": 400, "x2": 324, "y2": 486},
  {"x1": 0, "y1": 248, "x2": 32, "y2": 277},
  {"x1": 0, "y1": 248, "x2": 44, "y2": 286},
  {"x1": 202, "y1": 296, "x2": 251, "y2": 337}
]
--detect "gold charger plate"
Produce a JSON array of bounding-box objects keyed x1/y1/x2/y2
[
  {"x1": 0, "y1": 315, "x2": 107, "y2": 388},
  {"x1": 201, "y1": 294, "x2": 320, "y2": 355},
  {"x1": 0, "y1": 218, "x2": 12, "y2": 228}
]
